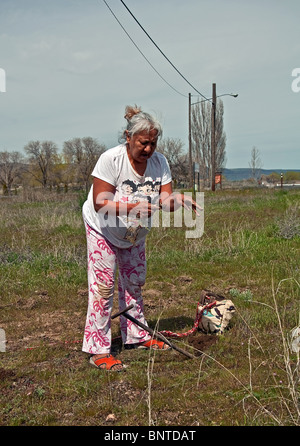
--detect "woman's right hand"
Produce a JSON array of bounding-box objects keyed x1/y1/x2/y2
[{"x1": 129, "y1": 200, "x2": 159, "y2": 219}]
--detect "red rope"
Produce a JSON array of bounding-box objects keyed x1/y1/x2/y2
[{"x1": 159, "y1": 300, "x2": 217, "y2": 338}]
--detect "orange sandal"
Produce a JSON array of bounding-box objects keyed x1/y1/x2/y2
[
  {"x1": 90, "y1": 354, "x2": 124, "y2": 372},
  {"x1": 125, "y1": 339, "x2": 171, "y2": 350}
]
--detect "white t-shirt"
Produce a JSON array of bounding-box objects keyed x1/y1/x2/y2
[{"x1": 82, "y1": 144, "x2": 172, "y2": 248}]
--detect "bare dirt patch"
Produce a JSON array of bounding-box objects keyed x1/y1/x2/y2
[{"x1": 187, "y1": 333, "x2": 218, "y2": 355}]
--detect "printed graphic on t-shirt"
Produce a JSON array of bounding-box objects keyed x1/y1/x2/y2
[
  {"x1": 119, "y1": 177, "x2": 161, "y2": 204},
  {"x1": 118, "y1": 176, "x2": 161, "y2": 243}
]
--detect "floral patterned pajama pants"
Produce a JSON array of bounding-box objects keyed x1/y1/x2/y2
[{"x1": 82, "y1": 221, "x2": 151, "y2": 355}]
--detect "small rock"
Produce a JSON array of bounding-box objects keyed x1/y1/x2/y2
[{"x1": 106, "y1": 413, "x2": 116, "y2": 422}]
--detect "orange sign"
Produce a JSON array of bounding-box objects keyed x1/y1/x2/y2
[{"x1": 215, "y1": 174, "x2": 221, "y2": 184}]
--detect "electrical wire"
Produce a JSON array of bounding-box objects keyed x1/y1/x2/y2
[
  {"x1": 101, "y1": 0, "x2": 187, "y2": 98},
  {"x1": 120, "y1": 0, "x2": 211, "y2": 102}
]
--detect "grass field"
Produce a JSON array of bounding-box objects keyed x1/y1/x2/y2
[{"x1": 0, "y1": 187, "x2": 299, "y2": 426}]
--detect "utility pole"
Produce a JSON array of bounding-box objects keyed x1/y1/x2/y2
[
  {"x1": 189, "y1": 84, "x2": 237, "y2": 191},
  {"x1": 211, "y1": 83, "x2": 216, "y2": 191},
  {"x1": 188, "y1": 92, "x2": 193, "y2": 188}
]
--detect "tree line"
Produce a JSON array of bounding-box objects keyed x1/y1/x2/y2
[
  {"x1": 0, "y1": 102, "x2": 228, "y2": 195},
  {"x1": 0, "y1": 136, "x2": 190, "y2": 196},
  {"x1": 0, "y1": 137, "x2": 106, "y2": 195}
]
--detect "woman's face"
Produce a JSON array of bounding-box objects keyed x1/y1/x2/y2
[{"x1": 126, "y1": 129, "x2": 158, "y2": 164}]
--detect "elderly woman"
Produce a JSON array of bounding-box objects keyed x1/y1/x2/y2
[{"x1": 82, "y1": 105, "x2": 199, "y2": 371}]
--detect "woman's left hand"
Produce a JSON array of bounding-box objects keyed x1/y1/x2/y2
[
  {"x1": 174, "y1": 193, "x2": 202, "y2": 216},
  {"x1": 160, "y1": 191, "x2": 202, "y2": 216}
]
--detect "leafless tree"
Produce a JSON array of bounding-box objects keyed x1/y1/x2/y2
[
  {"x1": 24, "y1": 140, "x2": 59, "y2": 188},
  {"x1": 249, "y1": 146, "x2": 262, "y2": 181},
  {"x1": 191, "y1": 99, "x2": 226, "y2": 186},
  {"x1": 49, "y1": 154, "x2": 73, "y2": 191},
  {"x1": 157, "y1": 137, "x2": 188, "y2": 186},
  {"x1": 63, "y1": 137, "x2": 106, "y2": 192},
  {"x1": 0, "y1": 151, "x2": 24, "y2": 194},
  {"x1": 215, "y1": 101, "x2": 227, "y2": 172}
]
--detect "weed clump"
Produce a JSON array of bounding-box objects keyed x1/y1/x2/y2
[{"x1": 275, "y1": 204, "x2": 300, "y2": 240}]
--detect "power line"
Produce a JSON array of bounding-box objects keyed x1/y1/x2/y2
[
  {"x1": 101, "y1": 0, "x2": 187, "y2": 98},
  {"x1": 120, "y1": 0, "x2": 211, "y2": 102}
]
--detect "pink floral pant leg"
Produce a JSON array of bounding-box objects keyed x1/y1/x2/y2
[
  {"x1": 117, "y1": 241, "x2": 151, "y2": 346},
  {"x1": 82, "y1": 222, "x2": 151, "y2": 355}
]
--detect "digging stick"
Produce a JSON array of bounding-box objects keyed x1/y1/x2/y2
[{"x1": 112, "y1": 305, "x2": 195, "y2": 359}]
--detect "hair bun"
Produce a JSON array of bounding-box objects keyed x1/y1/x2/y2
[{"x1": 124, "y1": 105, "x2": 142, "y2": 121}]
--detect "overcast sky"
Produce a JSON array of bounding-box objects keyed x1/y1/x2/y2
[{"x1": 0, "y1": 0, "x2": 299, "y2": 169}]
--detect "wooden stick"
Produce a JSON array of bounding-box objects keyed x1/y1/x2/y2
[
  {"x1": 111, "y1": 304, "x2": 134, "y2": 320},
  {"x1": 111, "y1": 305, "x2": 195, "y2": 360}
]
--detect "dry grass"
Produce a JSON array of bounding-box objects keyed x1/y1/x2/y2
[{"x1": 0, "y1": 187, "x2": 299, "y2": 426}]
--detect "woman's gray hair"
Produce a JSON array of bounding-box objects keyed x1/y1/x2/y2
[{"x1": 119, "y1": 105, "x2": 163, "y2": 142}]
